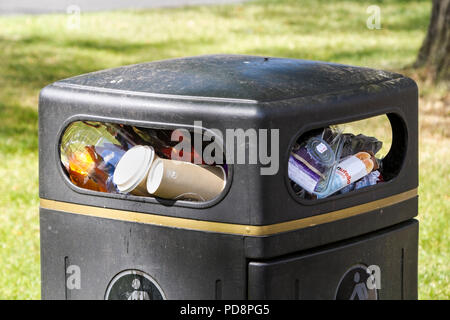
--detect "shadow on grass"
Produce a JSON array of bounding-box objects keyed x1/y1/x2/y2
[
  {"x1": 0, "y1": 102, "x2": 38, "y2": 155},
  {"x1": 0, "y1": 35, "x2": 217, "y2": 92},
  {"x1": 9, "y1": 35, "x2": 157, "y2": 54}
]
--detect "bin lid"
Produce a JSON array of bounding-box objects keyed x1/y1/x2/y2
[{"x1": 57, "y1": 54, "x2": 402, "y2": 103}]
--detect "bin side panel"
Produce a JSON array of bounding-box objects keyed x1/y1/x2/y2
[
  {"x1": 38, "y1": 85, "x2": 261, "y2": 225},
  {"x1": 248, "y1": 220, "x2": 418, "y2": 300},
  {"x1": 258, "y1": 77, "x2": 419, "y2": 225},
  {"x1": 245, "y1": 196, "x2": 417, "y2": 259},
  {"x1": 40, "y1": 208, "x2": 247, "y2": 300}
]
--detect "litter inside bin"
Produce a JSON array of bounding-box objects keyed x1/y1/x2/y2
[
  {"x1": 146, "y1": 158, "x2": 226, "y2": 201},
  {"x1": 288, "y1": 126, "x2": 344, "y2": 194},
  {"x1": 60, "y1": 121, "x2": 131, "y2": 193},
  {"x1": 289, "y1": 118, "x2": 390, "y2": 200},
  {"x1": 60, "y1": 121, "x2": 226, "y2": 202},
  {"x1": 112, "y1": 145, "x2": 156, "y2": 196},
  {"x1": 315, "y1": 151, "x2": 378, "y2": 199}
]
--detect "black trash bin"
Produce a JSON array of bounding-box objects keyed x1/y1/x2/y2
[{"x1": 39, "y1": 55, "x2": 418, "y2": 300}]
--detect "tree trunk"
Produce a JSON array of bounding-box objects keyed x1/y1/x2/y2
[{"x1": 415, "y1": 0, "x2": 450, "y2": 82}]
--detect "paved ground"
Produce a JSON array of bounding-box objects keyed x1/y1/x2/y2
[{"x1": 0, "y1": 0, "x2": 245, "y2": 15}]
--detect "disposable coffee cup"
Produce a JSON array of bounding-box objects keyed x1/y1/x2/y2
[
  {"x1": 146, "y1": 158, "x2": 226, "y2": 201},
  {"x1": 113, "y1": 145, "x2": 156, "y2": 196}
]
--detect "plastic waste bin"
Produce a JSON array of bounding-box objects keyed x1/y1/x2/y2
[{"x1": 39, "y1": 54, "x2": 418, "y2": 300}]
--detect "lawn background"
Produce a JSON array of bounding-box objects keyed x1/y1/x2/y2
[{"x1": 0, "y1": 0, "x2": 448, "y2": 299}]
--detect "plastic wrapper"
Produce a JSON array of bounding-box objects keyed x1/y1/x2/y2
[
  {"x1": 288, "y1": 126, "x2": 345, "y2": 195},
  {"x1": 340, "y1": 170, "x2": 382, "y2": 194},
  {"x1": 340, "y1": 133, "x2": 383, "y2": 158},
  {"x1": 288, "y1": 124, "x2": 386, "y2": 199}
]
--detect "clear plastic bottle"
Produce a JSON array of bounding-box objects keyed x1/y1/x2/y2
[
  {"x1": 288, "y1": 127, "x2": 344, "y2": 195},
  {"x1": 60, "y1": 121, "x2": 133, "y2": 192},
  {"x1": 316, "y1": 152, "x2": 377, "y2": 199}
]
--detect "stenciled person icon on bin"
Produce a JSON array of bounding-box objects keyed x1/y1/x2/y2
[
  {"x1": 349, "y1": 272, "x2": 369, "y2": 300},
  {"x1": 127, "y1": 278, "x2": 150, "y2": 300}
]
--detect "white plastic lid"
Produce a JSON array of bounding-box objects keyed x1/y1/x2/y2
[
  {"x1": 146, "y1": 158, "x2": 164, "y2": 194},
  {"x1": 113, "y1": 145, "x2": 155, "y2": 193}
]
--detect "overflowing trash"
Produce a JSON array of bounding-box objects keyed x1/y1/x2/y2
[
  {"x1": 61, "y1": 120, "x2": 386, "y2": 202},
  {"x1": 60, "y1": 121, "x2": 226, "y2": 202},
  {"x1": 289, "y1": 125, "x2": 385, "y2": 199}
]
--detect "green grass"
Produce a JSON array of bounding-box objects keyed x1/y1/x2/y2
[{"x1": 0, "y1": 0, "x2": 448, "y2": 299}]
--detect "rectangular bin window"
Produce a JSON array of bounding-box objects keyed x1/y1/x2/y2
[
  {"x1": 60, "y1": 121, "x2": 227, "y2": 202},
  {"x1": 288, "y1": 114, "x2": 402, "y2": 200}
]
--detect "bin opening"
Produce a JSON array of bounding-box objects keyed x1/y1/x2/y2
[
  {"x1": 59, "y1": 121, "x2": 228, "y2": 202},
  {"x1": 288, "y1": 114, "x2": 402, "y2": 200}
]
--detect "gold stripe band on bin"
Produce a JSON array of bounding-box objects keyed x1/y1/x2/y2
[{"x1": 40, "y1": 188, "x2": 417, "y2": 237}]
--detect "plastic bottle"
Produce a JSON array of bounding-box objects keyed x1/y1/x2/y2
[
  {"x1": 60, "y1": 121, "x2": 130, "y2": 192},
  {"x1": 316, "y1": 152, "x2": 376, "y2": 198}
]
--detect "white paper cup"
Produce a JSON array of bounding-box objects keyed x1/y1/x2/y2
[
  {"x1": 146, "y1": 158, "x2": 226, "y2": 201},
  {"x1": 113, "y1": 145, "x2": 155, "y2": 196}
]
